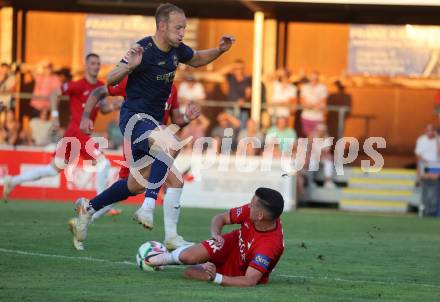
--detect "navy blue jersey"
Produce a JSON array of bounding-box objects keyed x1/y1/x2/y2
[{"x1": 122, "y1": 36, "x2": 194, "y2": 122}]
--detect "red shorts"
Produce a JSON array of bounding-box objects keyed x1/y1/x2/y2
[
  {"x1": 119, "y1": 165, "x2": 129, "y2": 179},
  {"x1": 54, "y1": 128, "x2": 100, "y2": 163},
  {"x1": 202, "y1": 230, "x2": 244, "y2": 277},
  {"x1": 118, "y1": 143, "x2": 129, "y2": 179}
]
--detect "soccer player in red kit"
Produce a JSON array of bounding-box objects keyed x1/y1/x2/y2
[
  {"x1": 2, "y1": 54, "x2": 117, "y2": 210},
  {"x1": 146, "y1": 187, "x2": 285, "y2": 287},
  {"x1": 77, "y1": 76, "x2": 197, "y2": 250}
]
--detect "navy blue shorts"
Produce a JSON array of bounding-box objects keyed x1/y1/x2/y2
[{"x1": 119, "y1": 110, "x2": 162, "y2": 162}]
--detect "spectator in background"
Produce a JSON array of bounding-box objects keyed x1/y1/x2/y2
[
  {"x1": 416, "y1": 124, "x2": 440, "y2": 217},
  {"x1": 300, "y1": 71, "x2": 328, "y2": 137},
  {"x1": 415, "y1": 124, "x2": 439, "y2": 174},
  {"x1": 221, "y1": 60, "x2": 252, "y2": 127},
  {"x1": 308, "y1": 123, "x2": 335, "y2": 189},
  {"x1": 107, "y1": 112, "x2": 124, "y2": 150},
  {"x1": 237, "y1": 118, "x2": 264, "y2": 156},
  {"x1": 0, "y1": 109, "x2": 20, "y2": 145},
  {"x1": 180, "y1": 113, "x2": 210, "y2": 151},
  {"x1": 266, "y1": 115, "x2": 297, "y2": 158},
  {"x1": 270, "y1": 68, "x2": 297, "y2": 122},
  {"x1": 211, "y1": 111, "x2": 241, "y2": 153},
  {"x1": 55, "y1": 67, "x2": 73, "y2": 84},
  {"x1": 27, "y1": 108, "x2": 53, "y2": 146},
  {"x1": 30, "y1": 61, "x2": 61, "y2": 116},
  {"x1": 327, "y1": 80, "x2": 352, "y2": 140},
  {"x1": 0, "y1": 63, "x2": 16, "y2": 110},
  {"x1": 178, "y1": 72, "x2": 206, "y2": 113}
]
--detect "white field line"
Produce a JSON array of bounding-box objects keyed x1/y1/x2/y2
[{"x1": 1, "y1": 247, "x2": 440, "y2": 290}]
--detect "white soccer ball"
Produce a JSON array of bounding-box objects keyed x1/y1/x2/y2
[{"x1": 136, "y1": 241, "x2": 167, "y2": 271}]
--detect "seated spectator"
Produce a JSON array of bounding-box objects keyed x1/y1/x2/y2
[
  {"x1": 300, "y1": 71, "x2": 328, "y2": 137},
  {"x1": 0, "y1": 109, "x2": 20, "y2": 145},
  {"x1": 220, "y1": 60, "x2": 252, "y2": 128},
  {"x1": 180, "y1": 114, "x2": 210, "y2": 151},
  {"x1": 211, "y1": 111, "x2": 241, "y2": 153},
  {"x1": 266, "y1": 115, "x2": 297, "y2": 158},
  {"x1": 178, "y1": 72, "x2": 206, "y2": 113},
  {"x1": 107, "y1": 114, "x2": 124, "y2": 150},
  {"x1": 27, "y1": 108, "x2": 53, "y2": 146},
  {"x1": 308, "y1": 123, "x2": 335, "y2": 188},
  {"x1": 237, "y1": 119, "x2": 264, "y2": 156},
  {"x1": 270, "y1": 68, "x2": 297, "y2": 121}
]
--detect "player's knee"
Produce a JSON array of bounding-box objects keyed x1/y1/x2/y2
[
  {"x1": 127, "y1": 179, "x2": 145, "y2": 195},
  {"x1": 165, "y1": 174, "x2": 183, "y2": 188}
]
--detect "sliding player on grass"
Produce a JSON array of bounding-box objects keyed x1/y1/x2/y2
[{"x1": 146, "y1": 187, "x2": 285, "y2": 287}]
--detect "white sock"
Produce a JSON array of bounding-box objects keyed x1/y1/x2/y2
[
  {"x1": 163, "y1": 188, "x2": 183, "y2": 240},
  {"x1": 95, "y1": 157, "x2": 110, "y2": 194},
  {"x1": 141, "y1": 197, "x2": 156, "y2": 210},
  {"x1": 171, "y1": 245, "x2": 187, "y2": 264},
  {"x1": 11, "y1": 164, "x2": 58, "y2": 187},
  {"x1": 150, "y1": 248, "x2": 184, "y2": 266},
  {"x1": 91, "y1": 205, "x2": 113, "y2": 222}
]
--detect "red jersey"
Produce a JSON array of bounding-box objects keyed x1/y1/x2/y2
[
  {"x1": 61, "y1": 78, "x2": 104, "y2": 130},
  {"x1": 203, "y1": 204, "x2": 284, "y2": 284},
  {"x1": 107, "y1": 77, "x2": 178, "y2": 124}
]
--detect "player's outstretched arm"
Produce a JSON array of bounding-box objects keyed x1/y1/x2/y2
[
  {"x1": 210, "y1": 211, "x2": 231, "y2": 244},
  {"x1": 187, "y1": 36, "x2": 235, "y2": 68},
  {"x1": 80, "y1": 86, "x2": 109, "y2": 134},
  {"x1": 107, "y1": 44, "x2": 143, "y2": 86},
  {"x1": 216, "y1": 267, "x2": 263, "y2": 287}
]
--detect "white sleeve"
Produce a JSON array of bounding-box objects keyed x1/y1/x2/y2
[
  {"x1": 415, "y1": 137, "x2": 423, "y2": 156},
  {"x1": 195, "y1": 83, "x2": 206, "y2": 100},
  {"x1": 320, "y1": 84, "x2": 328, "y2": 99}
]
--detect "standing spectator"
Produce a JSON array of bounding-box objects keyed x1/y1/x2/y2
[
  {"x1": 266, "y1": 115, "x2": 297, "y2": 158},
  {"x1": 211, "y1": 111, "x2": 241, "y2": 153},
  {"x1": 0, "y1": 63, "x2": 16, "y2": 110},
  {"x1": 416, "y1": 124, "x2": 440, "y2": 216},
  {"x1": 30, "y1": 61, "x2": 61, "y2": 116},
  {"x1": 270, "y1": 68, "x2": 297, "y2": 121},
  {"x1": 415, "y1": 124, "x2": 439, "y2": 171},
  {"x1": 237, "y1": 118, "x2": 264, "y2": 156},
  {"x1": 178, "y1": 72, "x2": 206, "y2": 113},
  {"x1": 327, "y1": 80, "x2": 352, "y2": 140},
  {"x1": 221, "y1": 60, "x2": 252, "y2": 127},
  {"x1": 300, "y1": 71, "x2": 328, "y2": 137}
]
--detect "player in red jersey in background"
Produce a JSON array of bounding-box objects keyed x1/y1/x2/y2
[
  {"x1": 76, "y1": 76, "x2": 197, "y2": 251},
  {"x1": 2, "y1": 54, "x2": 118, "y2": 216},
  {"x1": 146, "y1": 187, "x2": 285, "y2": 287}
]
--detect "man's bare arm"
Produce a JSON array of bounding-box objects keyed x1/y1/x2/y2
[
  {"x1": 187, "y1": 36, "x2": 235, "y2": 68},
  {"x1": 107, "y1": 44, "x2": 143, "y2": 85},
  {"x1": 219, "y1": 267, "x2": 263, "y2": 287}
]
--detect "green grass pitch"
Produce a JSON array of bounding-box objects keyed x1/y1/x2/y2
[{"x1": 0, "y1": 200, "x2": 439, "y2": 302}]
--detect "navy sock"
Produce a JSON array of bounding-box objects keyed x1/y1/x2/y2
[
  {"x1": 90, "y1": 179, "x2": 134, "y2": 211},
  {"x1": 145, "y1": 159, "x2": 169, "y2": 199}
]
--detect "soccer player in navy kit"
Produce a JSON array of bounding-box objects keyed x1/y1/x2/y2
[{"x1": 71, "y1": 3, "x2": 235, "y2": 248}]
